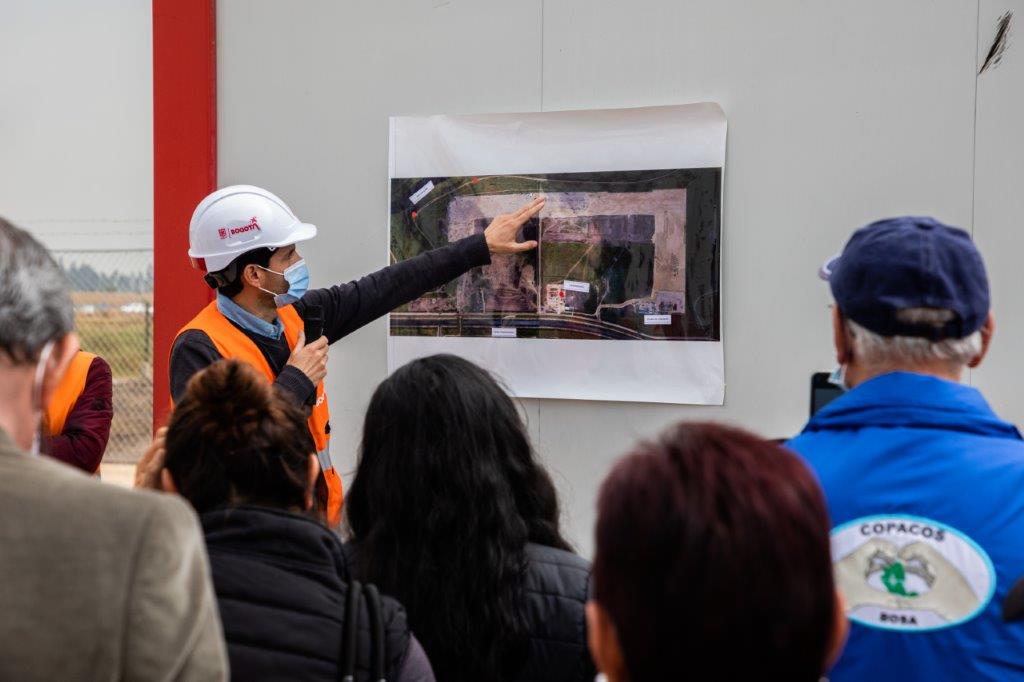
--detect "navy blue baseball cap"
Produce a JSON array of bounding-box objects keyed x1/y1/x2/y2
[{"x1": 819, "y1": 216, "x2": 990, "y2": 340}]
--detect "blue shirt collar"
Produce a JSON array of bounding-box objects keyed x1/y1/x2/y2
[
  {"x1": 803, "y1": 371, "x2": 1022, "y2": 440},
  {"x1": 217, "y1": 292, "x2": 283, "y2": 340}
]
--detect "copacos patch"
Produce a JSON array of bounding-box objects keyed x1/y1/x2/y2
[{"x1": 831, "y1": 515, "x2": 995, "y2": 631}]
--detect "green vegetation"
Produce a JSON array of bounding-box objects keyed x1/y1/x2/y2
[
  {"x1": 542, "y1": 242, "x2": 654, "y2": 314},
  {"x1": 76, "y1": 313, "x2": 150, "y2": 380}
]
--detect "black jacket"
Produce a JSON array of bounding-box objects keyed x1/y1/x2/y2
[
  {"x1": 342, "y1": 542, "x2": 596, "y2": 682},
  {"x1": 519, "y1": 544, "x2": 595, "y2": 682},
  {"x1": 170, "y1": 234, "x2": 491, "y2": 404},
  {"x1": 201, "y1": 505, "x2": 425, "y2": 681}
]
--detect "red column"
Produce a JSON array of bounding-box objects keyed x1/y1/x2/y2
[{"x1": 152, "y1": 0, "x2": 216, "y2": 427}]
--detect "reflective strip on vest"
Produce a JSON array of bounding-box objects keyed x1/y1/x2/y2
[{"x1": 317, "y1": 446, "x2": 333, "y2": 474}]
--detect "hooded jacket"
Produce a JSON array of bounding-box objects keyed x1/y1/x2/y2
[{"x1": 788, "y1": 372, "x2": 1024, "y2": 681}]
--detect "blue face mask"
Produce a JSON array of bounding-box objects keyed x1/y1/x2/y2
[{"x1": 258, "y1": 259, "x2": 310, "y2": 307}]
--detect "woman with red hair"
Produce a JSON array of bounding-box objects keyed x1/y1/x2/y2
[{"x1": 587, "y1": 422, "x2": 848, "y2": 682}]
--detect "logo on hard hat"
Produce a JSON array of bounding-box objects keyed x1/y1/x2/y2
[
  {"x1": 832, "y1": 515, "x2": 994, "y2": 632},
  {"x1": 218, "y1": 216, "x2": 261, "y2": 240}
]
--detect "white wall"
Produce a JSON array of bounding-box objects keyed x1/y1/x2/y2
[
  {"x1": 0, "y1": 0, "x2": 152, "y2": 251},
  {"x1": 218, "y1": 0, "x2": 1016, "y2": 556},
  {"x1": 972, "y1": 0, "x2": 1024, "y2": 424}
]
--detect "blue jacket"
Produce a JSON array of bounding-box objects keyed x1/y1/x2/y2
[{"x1": 788, "y1": 372, "x2": 1024, "y2": 681}]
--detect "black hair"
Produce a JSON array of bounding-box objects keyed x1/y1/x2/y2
[
  {"x1": 346, "y1": 354, "x2": 571, "y2": 681},
  {"x1": 215, "y1": 247, "x2": 274, "y2": 298},
  {"x1": 164, "y1": 359, "x2": 315, "y2": 513}
]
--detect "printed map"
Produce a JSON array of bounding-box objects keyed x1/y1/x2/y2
[{"x1": 390, "y1": 169, "x2": 708, "y2": 341}]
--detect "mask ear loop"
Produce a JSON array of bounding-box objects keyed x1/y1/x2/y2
[
  {"x1": 254, "y1": 264, "x2": 288, "y2": 299},
  {"x1": 32, "y1": 340, "x2": 56, "y2": 408},
  {"x1": 30, "y1": 340, "x2": 56, "y2": 457},
  {"x1": 255, "y1": 260, "x2": 306, "y2": 301}
]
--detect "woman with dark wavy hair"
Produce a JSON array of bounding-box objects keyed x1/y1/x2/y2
[{"x1": 344, "y1": 354, "x2": 595, "y2": 682}]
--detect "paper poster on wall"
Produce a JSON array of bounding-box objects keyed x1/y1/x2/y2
[{"x1": 387, "y1": 103, "x2": 725, "y2": 404}]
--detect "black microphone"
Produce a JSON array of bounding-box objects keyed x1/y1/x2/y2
[{"x1": 302, "y1": 304, "x2": 323, "y2": 342}]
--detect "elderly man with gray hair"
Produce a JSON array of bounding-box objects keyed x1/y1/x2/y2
[
  {"x1": 788, "y1": 217, "x2": 1024, "y2": 681},
  {"x1": 0, "y1": 217, "x2": 227, "y2": 680}
]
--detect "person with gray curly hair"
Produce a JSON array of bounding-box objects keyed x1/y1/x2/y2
[
  {"x1": 0, "y1": 217, "x2": 228, "y2": 681},
  {"x1": 788, "y1": 216, "x2": 1024, "y2": 680}
]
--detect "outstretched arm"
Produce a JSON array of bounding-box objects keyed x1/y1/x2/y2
[
  {"x1": 299, "y1": 196, "x2": 545, "y2": 344},
  {"x1": 302, "y1": 234, "x2": 488, "y2": 344}
]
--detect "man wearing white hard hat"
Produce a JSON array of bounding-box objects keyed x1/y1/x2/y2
[{"x1": 171, "y1": 185, "x2": 544, "y2": 527}]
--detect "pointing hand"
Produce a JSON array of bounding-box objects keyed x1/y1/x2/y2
[{"x1": 484, "y1": 197, "x2": 545, "y2": 254}]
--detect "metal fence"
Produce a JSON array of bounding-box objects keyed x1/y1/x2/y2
[{"x1": 53, "y1": 249, "x2": 153, "y2": 464}]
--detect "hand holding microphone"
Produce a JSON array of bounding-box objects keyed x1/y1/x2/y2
[{"x1": 288, "y1": 305, "x2": 328, "y2": 385}]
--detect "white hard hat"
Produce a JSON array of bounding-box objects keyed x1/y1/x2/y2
[{"x1": 188, "y1": 185, "x2": 317, "y2": 274}]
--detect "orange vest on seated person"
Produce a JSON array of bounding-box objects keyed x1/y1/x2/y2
[
  {"x1": 46, "y1": 350, "x2": 101, "y2": 474},
  {"x1": 175, "y1": 301, "x2": 343, "y2": 527}
]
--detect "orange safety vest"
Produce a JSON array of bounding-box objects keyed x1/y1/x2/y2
[
  {"x1": 175, "y1": 301, "x2": 343, "y2": 526},
  {"x1": 46, "y1": 351, "x2": 101, "y2": 475},
  {"x1": 47, "y1": 351, "x2": 97, "y2": 438}
]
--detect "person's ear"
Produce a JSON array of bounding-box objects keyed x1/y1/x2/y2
[
  {"x1": 832, "y1": 306, "x2": 852, "y2": 364},
  {"x1": 242, "y1": 263, "x2": 264, "y2": 289},
  {"x1": 826, "y1": 588, "x2": 850, "y2": 670},
  {"x1": 586, "y1": 601, "x2": 628, "y2": 682},
  {"x1": 40, "y1": 333, "x2": 80, "y2": 410},
  {"x1": 304, "y1": 453, "x2": 321, "y2": 511},
  {"x1": 160, "y1": 468, "x2": 179, "y2": 494},
  {"x1": 968, "y1": 311, "x2": 995, "y2": 369}
]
